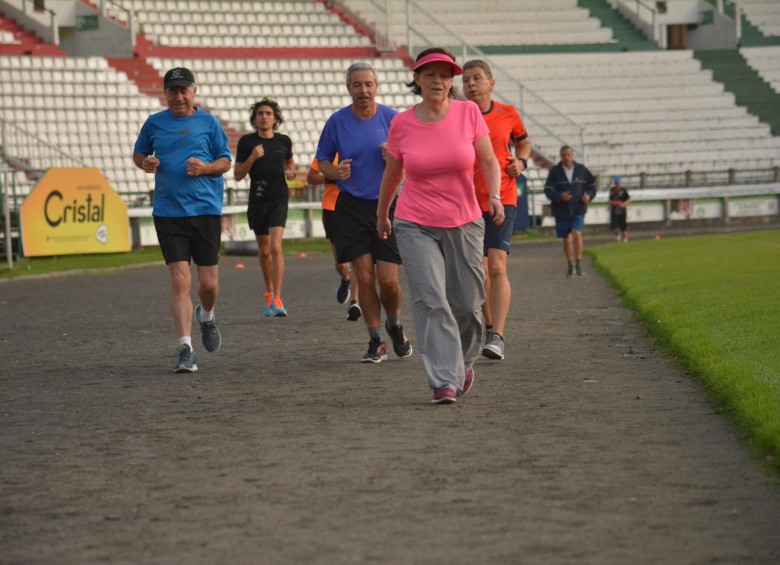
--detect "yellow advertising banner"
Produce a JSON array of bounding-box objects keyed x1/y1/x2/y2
[{"x1": 20, "y1": 168, "x2": 131, "y2": 256}]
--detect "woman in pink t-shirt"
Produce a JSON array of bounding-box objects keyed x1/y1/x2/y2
[{"x1": 377, "y1": 48, "x2": 503, "y2": 404}]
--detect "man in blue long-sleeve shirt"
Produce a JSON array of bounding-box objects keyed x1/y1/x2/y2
[{"x1": 544, "y1": 145, "x2": 596, "y2": 277}]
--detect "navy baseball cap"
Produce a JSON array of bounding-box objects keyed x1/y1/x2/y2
[{"x1": 164, "y1": 67, "x2": 195, "y2": 89}]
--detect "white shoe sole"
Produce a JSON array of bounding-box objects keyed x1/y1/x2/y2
[{"x1": 481, "y1": 346, "x2": 504, "y2": 360}]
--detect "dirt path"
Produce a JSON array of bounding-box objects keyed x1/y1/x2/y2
[{"x1": 2, "y1": 242, "x2": 779, "y2": 564}]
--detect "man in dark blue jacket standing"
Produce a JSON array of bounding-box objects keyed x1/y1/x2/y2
[{"x1": 544, "y1": 145, "x2": 597, "y2": 277}]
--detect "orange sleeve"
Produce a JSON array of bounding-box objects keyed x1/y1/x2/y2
[{"x1": 314, "y1": 156, "x2": 340, "y2": 211}]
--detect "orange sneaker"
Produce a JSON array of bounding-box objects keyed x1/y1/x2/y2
[{"x1": 271, "y1": 295, "x2": 287, "y2": 317}]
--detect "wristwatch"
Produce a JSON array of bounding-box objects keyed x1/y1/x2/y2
[
  {"x1": 518, "y1": 157, "x2": 528, "y2": 169},
  {"x1": 491, "y1": 195, "x2": 501, "y2": 201}
]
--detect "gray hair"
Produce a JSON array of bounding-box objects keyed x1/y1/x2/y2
[
  {"x1": 345, "y1": 62, "x2": 377, "y2": 87},
  {"x1": 463, "y1": 59, "x2": 493, "y2": 80}
]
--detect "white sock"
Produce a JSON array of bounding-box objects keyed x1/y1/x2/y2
[
  {"x1": 178, "y1": 336, "x2": 192, "y2": 349},
  {"x1": 200, "y1": 308, "x2": 214, "y2": 322}
]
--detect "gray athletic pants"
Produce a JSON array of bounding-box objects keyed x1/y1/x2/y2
[{"x1": 394, "y1": 219, "x2": 486, "y2": 392}]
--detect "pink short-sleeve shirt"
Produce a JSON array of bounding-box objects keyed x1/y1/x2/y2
[{"x1": 387, "y1": 99, "x2": 489, "y2": 228}]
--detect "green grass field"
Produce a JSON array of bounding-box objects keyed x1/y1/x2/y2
[{"x1": 590, "y1": 230, "x2": 780, "y2": 466}]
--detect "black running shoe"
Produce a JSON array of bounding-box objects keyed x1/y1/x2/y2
[
  {"x1": 336, "y1": 278, "x2": 351, "y2": 304},
  {"x1": 361, "y1": 335, "x2": 387, "y2": 363},
  {"x1": 347, "y1": 300, "x2": 362, "y2": 321},
  {"x1": 385, "y1": 321, "x2": 412, "y2": 358}
]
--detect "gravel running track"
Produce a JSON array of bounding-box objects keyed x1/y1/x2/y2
[{"x1": 1, "y1": 241, "x2": 779, "y2": 564}]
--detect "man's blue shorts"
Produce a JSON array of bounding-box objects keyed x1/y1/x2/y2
[
  {"x1": 554, "y1": 214, "x2": 585, "y2": 239},
  {"x1": 482, "y1": 205, "x2": 516, "y2": 255}
]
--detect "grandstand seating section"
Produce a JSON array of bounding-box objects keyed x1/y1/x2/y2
[
  {"x1": 109, "y1": 0, "x2": 372, "y2": 48},
  {"x1": 1, "y1": 0, "x2": 779, "y2": 207},
  {"x1": 490, "y1": 50, "x2": 780, "y2": 175},
  {"x1": 740, "y1": 0, "x2": 780, "y2": 37},
  {"x1": 1, "y1": 29, "x2": 17, "y2": 44},
  {"x1": 345, "y1": 0, "x2": 614, "y2": 47},
  {"x1": 146, "y1": 55, "x2": 418, "y2": 166},
  {"x1": 742, "y1": 46, "x2": 780, "y2": 93}
]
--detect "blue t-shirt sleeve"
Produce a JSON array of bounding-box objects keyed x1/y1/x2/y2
[
  {"x1": 133, "y1": 120, "x2": 153, "y2": 155},
  {"x1": 316, "y1": 116, "x2": 337, "y2": 163},
  {"x1": 210, "y1": 116, "x2": 232, "y2": 162}
]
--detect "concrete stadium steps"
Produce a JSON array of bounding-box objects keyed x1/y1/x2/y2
[
  {"x1": 107, "y1": 57, "x2": 167, "y2": 101},
  {"x1": 694, "y1": 49, "x2": 780, "y2": 136},
  {"x1": 741, "y1": 46, "x2": 780, "y2": 95},
  {"x1": 577, "y1": 0, "x2": 659, "y2": 51},
  {"x1": 343, "y1": 0, "x2": 615, "y2": 51},
  {"x1": 109, "y1": 0, "x2": 373, "y2": 49},
  {"x1": 0, "y1": 12, "x2": 66, "y2": 56}
]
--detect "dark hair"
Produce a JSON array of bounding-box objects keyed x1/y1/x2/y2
[
  {"x1": 406, "y1": 47, "x2": 459, "y2": 98},
  {"x1": 249, "y1": 98, "x2": 284, "y2": 131}
]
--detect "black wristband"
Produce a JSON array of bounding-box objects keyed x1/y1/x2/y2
[{"x1": 518, "y1": 157, "x2": 528, "y2": 169}]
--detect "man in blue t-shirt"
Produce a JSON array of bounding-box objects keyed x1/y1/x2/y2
[
  {"x1": 133, "y1": 67, "x2": 232, "y2": 374},
  {"x1": 316, "y1": 62, "x2": 412, "y2": 364}
]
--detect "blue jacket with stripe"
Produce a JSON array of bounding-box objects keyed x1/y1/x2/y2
[{"x1": 543, "y1": 162, "x2": 597, "y2": 219}]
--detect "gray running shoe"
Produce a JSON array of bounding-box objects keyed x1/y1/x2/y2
[
  {"x1": 566, "y1": 264, "x2": 574, "y2": 278},
  {"x1": 481, "y1": 332, "x2": 505, "y2": 360},
  {"x1": 174, "y1": 344, "x2": 198, "y2": 373},
  {"x1": 195, "y1": 304, "x2": 222, "y2": 352},
  {"x1": 575, "y1": 264, "x2": 585, "y2": 276}
]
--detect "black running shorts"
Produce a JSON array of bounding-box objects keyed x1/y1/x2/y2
[
  {"x1": 333, "y1": 191, "x2": 401, "y2": 265},
  {"x1": 248, "y1": 198, "x2": 288, "y2": 236},
  {"x1": 322, "y1": 209, "x2": 337, "y2": 244},
  {"x1": 154, "y1": 215, "x2": 222, "y2": 266},
  {"x1": 611, "y1": 213, "x2": 628, "y2": 232}
]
